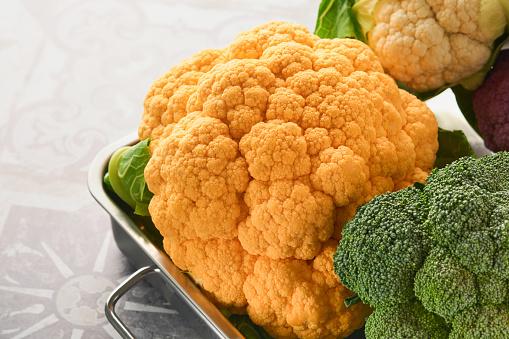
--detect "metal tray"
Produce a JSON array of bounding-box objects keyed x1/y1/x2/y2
[{"x1": 88, "y1": 132, "x2": 245, "y2": 339}]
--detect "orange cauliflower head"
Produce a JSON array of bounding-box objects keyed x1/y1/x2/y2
[{"x1": 141, "y1": 21, "x2": 438, "y2": 339}]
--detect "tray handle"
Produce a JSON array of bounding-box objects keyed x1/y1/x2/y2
[{"x1": 105, "y1": 265, "x2": 163, "y2": 339}]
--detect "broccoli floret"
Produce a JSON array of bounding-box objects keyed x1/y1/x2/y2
[
  {"x1": 424, "y1": 151, "x2": 509, "y2": 193},
  {"x1": 451, "y1": 229, "x2": 497, "y2": 276},
  {"x1": 413, "y1": 247, "x2": 477, "y2": 322},
  {"x1": 333, "y1": 152, "x2": 509, "y2": 338},
  {"x1": 364, "y1": 299, "x2": 449, "y2": 339},
  {"x1": 333, "y1": 186, "x2": 429, "y2": 308},
  {"x1": 426, "y1": 179, "x2": 509, "y2": 278},
  {"x1": 425, "y1": 185, "x2": 492, "y2": 252},
  {"x1": 450, "y1": 305, "x2": 509, "y2": 339},
  {"x1": 493, "y1": 247, "x2": 509, "y2": 280},
  {"x1": 477, "y1": 273, "x2": 508, "y2": 305},
  {"x1": 488, "y1": 196, "x2": 509, "y2": 279}
]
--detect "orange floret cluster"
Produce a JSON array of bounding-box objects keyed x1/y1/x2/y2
[{"x1": 140, "y1": 21, "x2": 438, "y2": 339}]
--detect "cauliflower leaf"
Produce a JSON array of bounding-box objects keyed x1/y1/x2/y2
[{"x1": 105, "y1": 138, "x2": 153, "y2": 216}]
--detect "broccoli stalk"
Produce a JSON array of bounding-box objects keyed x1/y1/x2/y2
[{"x1": 334, "y1": 152, "x2": 509, "y2": 338}]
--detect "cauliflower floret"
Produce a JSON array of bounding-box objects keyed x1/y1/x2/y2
[
  {"x1": 227, "y1": 21, "x2": 319, "y2": 60},
  {"x1": 146, "y1": 113, "x2": 250, "y2": 242},
  {"x1": 243, "y1": 240, "x2": 372, "y2": 339},
  {"x1": 239, "y1": 120, "x2": 311, "y2": 181},
  {"x1": 141, "y1": 21, "x2": 439, "y2": 339},
  {"x1": 187, "y1": 59, "x2": 276, "y2": 140},
  {"x1": 139, "y1": 48, "x2": 227, "y2": 151},
  {"x1": 399, "y1": 88, "x2": 438, "y2": 171},
  {"x1": 366, "y1": 0, "x2": 505, "y2": 91},
  {"x1": 311, "y1": 146, "x2": 369, "y2": 206},
  {"x1": 239, "y1": 178, "x2": 335, "y2": 260},
  {"x1": 165, "y1": 237, "x2": 257, "y2": 313}
]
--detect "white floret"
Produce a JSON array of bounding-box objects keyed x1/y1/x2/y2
[{"x1": 366, "y1": 0, "x2": 506, "y2": 91}]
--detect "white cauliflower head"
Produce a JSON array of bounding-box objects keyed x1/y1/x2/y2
[{"x1": 353, "y1": 0, "x2": 508, "y2": 91}]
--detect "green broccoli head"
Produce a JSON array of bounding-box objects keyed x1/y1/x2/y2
[
  {"x1": 333, "y1": 186, "x2": 429, "y2": 308},
  {"x1": 364, "y1": 299, "x2": 449, "y2": 339},
  {"x1": 449, "y1": 304, "x2": 509, "y2": 339},
  {"x1": 333, "y1": 152, "x2": 509, "y2": 338}
]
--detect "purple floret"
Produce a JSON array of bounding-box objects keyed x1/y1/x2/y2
[{"x1": 473, "y1": 49, "x2": 509, "y2": 152}]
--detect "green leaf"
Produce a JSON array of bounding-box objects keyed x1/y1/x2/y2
[
  {"x1": 226, "y1": 314, "x2": 273, "y2": 339},
  {"x1": 103, "y1": 172, "x2": 113, "y2": 192},
  {"x1": 314, "y1": 0, "x2": 364, "y2": 41},
  {"x1": 414, "y1": 181, "x2": 425, "y2": 190},
  {"x1": 345, "y1": 293, "x2": 362, "y2": 307},
  {"x1": 106, "y1": 139, "x2": 154, "y2": 216},
  {"x1": 238, "y1": 323, "x2": 264, "y2": 339},
  {"x1": 107, "y1": 146, "x2": 136, "y2": 209},
  {"x1": 117, "y1": 138, "x2": 154, "y2": 216},
  {"x1": 219, "y1": 308, "x2": 232, "y2": 319},
  {"x1": 434, "y1": 128, "x2": 477, "y2": 169}
]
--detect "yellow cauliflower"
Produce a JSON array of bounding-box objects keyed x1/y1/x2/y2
[{"x1": 140, "y1": 21, "x2": 438, "y2": 339}]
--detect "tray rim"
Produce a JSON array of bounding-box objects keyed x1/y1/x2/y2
[{"x1": 87, "y1": 132, "x2": 244, "y2": 339}]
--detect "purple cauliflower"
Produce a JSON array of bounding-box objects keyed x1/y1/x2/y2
[{"x1": 472, "y1": 49, "x2": 509, "y2": 152}]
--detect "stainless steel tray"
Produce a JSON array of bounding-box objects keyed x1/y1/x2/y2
[{"x1": 88, "y1": 132, "x2": 245, "y2": 339}]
